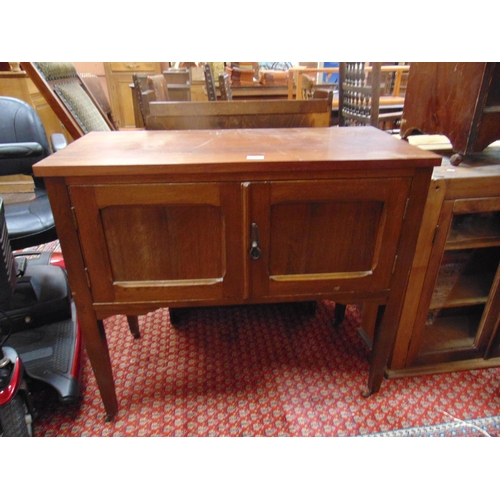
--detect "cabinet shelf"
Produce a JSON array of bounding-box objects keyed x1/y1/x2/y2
[
  {"x1": 422, "y1": 305, "x2": 483, "y2": 353},
  {"x1": 430, "y1": 247, "x2": 500, "y2": 310},
  {"x1": 445, "y1": 212, "x2": 500, "y2": 250},
  {"x1": 430, "y1": 271, "x2": 495, "y2": 309}
]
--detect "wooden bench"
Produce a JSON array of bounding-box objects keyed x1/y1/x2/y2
[{"x1": 142, "y1": 94, "x2": 333, "y2": 130}]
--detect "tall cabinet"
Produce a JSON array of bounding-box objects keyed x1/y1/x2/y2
[
  {"x1": 389, "y1": 157, "x2": 500, "y2": 376},
  {"x1": 104, "y1": 62, "x2": 161, "y2": 128}
]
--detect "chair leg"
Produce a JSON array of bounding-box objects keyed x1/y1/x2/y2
[{"x1": 127, "y1": 315, "x2": 140, "y2": 338}]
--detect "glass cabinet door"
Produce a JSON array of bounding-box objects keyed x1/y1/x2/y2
[{"x1": 416, "y1": 206, "x2": 500, "y2": 364}]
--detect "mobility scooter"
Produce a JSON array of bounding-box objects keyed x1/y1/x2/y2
[{"x1": 0, "y1": 96, "x2": 82, "y2": 436}]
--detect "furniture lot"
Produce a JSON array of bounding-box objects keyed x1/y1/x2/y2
[{"x1": 33, "y1": 127, "x2": 439, "y2": 420}]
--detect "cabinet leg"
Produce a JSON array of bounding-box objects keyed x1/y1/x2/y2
[
  {"x1": 304, "y1": 301, "x2": 317, "y2": 315},
  {"x1": 169, "y1": 307, "x2": 183, "y2": 326},
  {"x1": 333, "y1": 303, "x2": 346, "y2": 327},
  {"x1": 83, "y1": 318, "x2": 119, "y2": 421},
  {"x1": 450, "y1": 153, "x2": 463, "y2": 166},
  {"x1": 127, "y1": 315, "x2": 140, "y2": 338}
]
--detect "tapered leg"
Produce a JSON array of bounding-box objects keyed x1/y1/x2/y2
[
  {"x1": 333, "y1": 303, "x2": 346, "y2": 326},
  {"x1": 127, "y1": 315, "x2": 140, "y2": 338},
  {"x1": 81, "y1": 316, "x2": 119, "y2": 420}
]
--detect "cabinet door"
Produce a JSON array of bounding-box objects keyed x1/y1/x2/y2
[
  {"x1": 412, "y1": 197, "x2": 500, "y2": 365},
  {"x1": 69, "y1": 182, "x2": 243, "y2": 305},
  {"x1": 246, "y1": 178, "x2": 411, "y2": 300}
]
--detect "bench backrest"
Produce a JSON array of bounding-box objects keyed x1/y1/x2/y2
[{"x1": 144, "y1": 95, "x2": 333, "y2": 130}]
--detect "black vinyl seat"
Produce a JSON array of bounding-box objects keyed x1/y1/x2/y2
[{"x1": 0, "y1": 96, "x2": 66, "y2": 250}]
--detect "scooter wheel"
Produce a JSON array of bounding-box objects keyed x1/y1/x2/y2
[{"x1": 0, "y1": 393, "x2": 34, "y2": 437}]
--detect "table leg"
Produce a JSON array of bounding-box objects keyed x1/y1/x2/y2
[{"x1": 80, "y1": 314, "x2": 119, "y2": 421}]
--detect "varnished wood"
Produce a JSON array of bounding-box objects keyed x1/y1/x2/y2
[
  {"x1": 143, "y1": 98, "x2": 333, "y2": 130},
  {"x1": 104, "y1": 62, "x2": 161, "y2": 128},
  {"x1": 390, "y1": 154, "x2": 500, "y2": 375},
  {"x1": 34, "y1": 127, "x2": 439, "y2": 419},
  {"x1": 401, "y1": 63, "x2": 500, "y2": 162}
]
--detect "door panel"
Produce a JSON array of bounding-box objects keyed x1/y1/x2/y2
[
  {"x1": 249, "y1": 178, "x2": 412, "y2": 298},
  {"x1": 70, "y1": 182, "x2": 243, "y2": 304}
]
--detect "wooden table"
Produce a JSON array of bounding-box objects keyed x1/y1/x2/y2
[{"x1": 34, "y1": 127, "x2": 440, "y2": 420}]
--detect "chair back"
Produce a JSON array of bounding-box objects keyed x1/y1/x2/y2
[
  {"x1": 80, "y1": 73, "x2": 118, "y2": 129},
  {"x1": 163, "y1": 69, "x2": 191, "y2": 101},
  {"x1": 204, "y1": 63, "x2": 217, "y2": 101},
  {"x1": 145, "y1": 96, "x2": 333, "y2": 130},
  {"x1": 0, "y1": 96, "x2": 50, "y2": 177},
  {"x1": 147, "y1": 74, "x2": 170, "y2": 101},
  {"x1": 218, "y1": 73, "x2": 232, "y2": 101},
  {"x1": 21, "y1": 62, "x2": 116, "y2": 139},
  {"x1": 339, "y1": 62, "x2": 381, "y2": 127}
]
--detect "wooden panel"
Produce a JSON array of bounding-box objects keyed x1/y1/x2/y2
[
  {"x1": 104, "y1": 62, "x2": 161, "y2": 128},
  {"x1": 251, "y1": 178, "x2": 412, "y2": 298},
  {"x1": 109, "y1": 62, "x2": 159, "y2": 72},
  {"x1": 69, "y1": 182, "x2": 243, "y2": 304},
  {"x1": 146, "y1": 99, "x2": 331, "y2": 130},
  {"x1": 401, "y1": 62, "x2": 500, "y2": 158},
  {"x1": 0, "y1": 70, "x2": 33, "y2": 103},
  {"x1": 269, "y1": 200, "x2": 383, "y2": 274},
  {"x1": 101, "y1": 204, "x2": 224, "y2": 281}
]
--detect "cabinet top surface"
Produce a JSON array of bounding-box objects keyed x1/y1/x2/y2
[{"x1": 34, "y1": 127, "x2": 440, "y2": 177}]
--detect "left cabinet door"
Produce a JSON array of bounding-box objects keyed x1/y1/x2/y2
[{"x1": 69, "y1": 182, "x2": 244, "y2": 305}]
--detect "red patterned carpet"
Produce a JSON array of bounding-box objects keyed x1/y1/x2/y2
[{"x1": 31, "y1": 300, "x2": 500, "y2": 437}]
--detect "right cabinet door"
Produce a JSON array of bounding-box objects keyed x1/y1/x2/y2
[
  {"x1": 246, "y1": 177, "x2": 412, "y2": 301},
  {"x1": 412, "y1": 197, "x2": 500, "y2": 365}
]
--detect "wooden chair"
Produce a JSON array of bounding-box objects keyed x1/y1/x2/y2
[
  {"x1": 21, "y1": 62, "x2": 116, "y2": 139},
  {"x1": 132, "y1": 73, "x2": 150, "y2": 127},
  {"x1": 147, "y1": 74, "x2": 169, "y2": 101},
  {"x1": 132, "y1": 73, "x2": 173, "y2": 127},
  {"x1": 163, "y1": 69, "x2": 191, "y2": 101},
  {"x1": 338, "y1": 62, "x2": 403, "y2": 131},
  {"x1": 204, "y1": 63, "x2": 217, "y2": 101},
  {"x1": 218, "y1": 73, "x2": 232, "y2": 101},
  {"x1": 79, "y1": 73, "x2": 118, "y2": 129}
]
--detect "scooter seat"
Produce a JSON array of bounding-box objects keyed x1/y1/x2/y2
[{"x1": 4, "y1": 191, "x2": 57, "y2": 249}]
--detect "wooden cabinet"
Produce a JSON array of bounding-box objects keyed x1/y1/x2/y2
[
  {"x1": 104, "y1": 62, "x2": 161, "y2": 128},
  {"x1": 34, "y1": 127, "x2": 439, "y2": 419},
  {"x1": 401, "y1": 63, "x2": 500, "y2": 165},
  {"x1": 390, "y1": 159, "x2": 500, "y2": 377}
]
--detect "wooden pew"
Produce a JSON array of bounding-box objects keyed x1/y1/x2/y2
[{"x1": 143, "y1": 94, "x2": 333, "y2": 130}]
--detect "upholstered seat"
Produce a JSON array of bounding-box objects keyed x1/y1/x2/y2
[{"x1": 0, "y1": 96, "x2": 63, "y2": 249}]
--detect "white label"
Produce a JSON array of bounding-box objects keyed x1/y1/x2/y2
[{"x1": 246, "y1": 155, "x2": 265, "y2": 160}]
